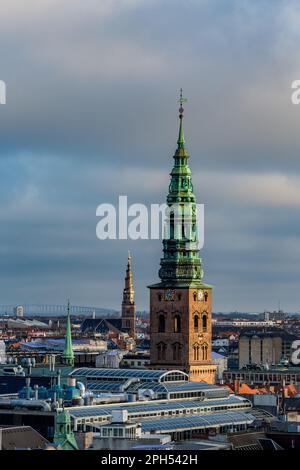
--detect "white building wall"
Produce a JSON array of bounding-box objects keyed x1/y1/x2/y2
[{"x1": 0, "y1": 340, "x2": 6, "y2": 364}]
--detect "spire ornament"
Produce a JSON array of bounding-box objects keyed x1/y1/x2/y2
[
  {"x1": 178, "y1": 88, "x2": 187, "y2": 117},
  {"x1": 176, "y1": 88, "x2": 188, "y2": 153}
]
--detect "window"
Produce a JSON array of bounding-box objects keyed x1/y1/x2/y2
[
  {"x1": 170, "y1": 212, "x2": 174, "y2": 239},
  {"x1": 193, "y1": 344, "x2": 200, "y2": 361},
  {"x1": 177, "y1": 293, "x2": 182, "y2": 301},
  {"x1": 182, "y1": 216, "x2": 185, "y2": 238},
  {"x1": 202, "y1": 314, "x2": 207, "y2": 332},
  {"x1": 157, "y1": 342, "x2": 166, "y2": 360},
  {"x1": 194, "y1": 315, "x2": 199, "y2": 332},
  {"x1": 158, "y1": 314, "x2": 166, "y2": 332},
  {"x1": 174, "y1": 314, "x2": 181, "y2": 333},
  {"x1": 202, "y1": 344, "x2": 208, "y2": 360},
  {"x1": 193, "y1": 292, "x2": 197, "y2": 302},
  {"x1": 158, "y1": 293, "x2": 162, "y2": 301},
  {"x1": 204, "y1": 291, "x2": 208, "y2": 302},
  {"x1": 172, "y1": 342, "x2": 182, "y2": 361}
]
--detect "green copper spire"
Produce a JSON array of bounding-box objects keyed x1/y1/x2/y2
[
  {"x1": 177, "y1": 88, "x2": 187, "y2": 149},
  {"x1": 53, "y1": 410, "x2": 78, "y2": 450},
  {"x1": 62, "y1": 300, "x2": 74, "y2": 367},
  {"x1": 149, "y1": 91, "x2": 212, "y2": 289},
  {"x1": 177, "y1": 116, "x2": 185, "y2": 148},
  {"x1": 175, "y1": 89, "x2": 189, "y2": 158}
]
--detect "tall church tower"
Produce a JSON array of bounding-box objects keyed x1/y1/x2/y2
[
  {"x1": 121, "y1": 252, "x2": 136, "y2": 338},
  {"x1": 149, "y1": 92, "x2": 216, "y2": 383}
]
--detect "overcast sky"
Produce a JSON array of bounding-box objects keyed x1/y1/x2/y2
[{"x1": 1, "y1": 0, "x2": 300, "y2": 313}]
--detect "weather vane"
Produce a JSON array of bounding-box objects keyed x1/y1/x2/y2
[{"x1": 178, "y1": 88, "x2": 187, "y2": 118}]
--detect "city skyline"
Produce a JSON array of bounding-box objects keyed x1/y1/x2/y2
[{"x1": 1, "y1": 1, "x2": 300, "y2": 311}]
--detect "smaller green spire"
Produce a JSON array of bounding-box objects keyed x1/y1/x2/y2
[
  {"x1": 53, "y1": 410, "x2": 78, "y2": 450},
  {"x1": 62, "y1": 300, "x2": 74, "y2": 367}
]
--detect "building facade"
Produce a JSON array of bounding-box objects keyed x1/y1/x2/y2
[
  {"x1": 260, "y1": 310, "x2": 286, "y2": 322},
  {"x1": 14, "y1": 305, "x2": 24, "y2": 317},
  {"x1": 149, "y1": 94, "x2": 216, "y2": 383},
  {"x1": 238, "y1": 331, "x2": 297, "y2": 369}
]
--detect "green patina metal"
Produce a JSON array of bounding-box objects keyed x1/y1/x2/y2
[
  {"x1": 62, "y1": 300, "x2": 75, "y2": 367},
  {"x1": 53, "y1": 409, "x2": 78, "y2": 450},
  {"x1": 149, "y1": 91, "x2": 212, "y2": 290}
]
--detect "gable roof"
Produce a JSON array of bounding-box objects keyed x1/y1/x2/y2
[
  {"x1": 80, "y1": 317, "x2": 129, "y2": 335},
  {"x1": 0, "y1": 426, "x2": 50, "y2": 450}
]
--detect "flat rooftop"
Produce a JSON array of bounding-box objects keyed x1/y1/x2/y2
[
  {"x1": 68, "y1": 395, "x2": 251, "y2": 420},
  {"x1": 140, "y1": 411, "x2": 255, "y2": 433},
  {"x1": 70, "y1": 367, "x2": 189, "y2": 382}
]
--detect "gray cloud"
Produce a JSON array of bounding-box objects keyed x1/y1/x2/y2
[{"x1": 0, "y1": 0, "x2": 300, "y2": 311}]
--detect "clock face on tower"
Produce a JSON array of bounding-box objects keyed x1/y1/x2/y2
[
  {"x1": 197, "y1": 290, "x2": 204, "y2": 301},
  {"x1": 165, "y1": 289, "x2": 175, "y2": 301}
]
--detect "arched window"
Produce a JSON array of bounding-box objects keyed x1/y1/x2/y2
[
  {"x1": 158, "y1": 314, "x2": 165, "y2": 333},
  {"x1": 157, "y1": 342, "x2": 166, "y2": 360},
  {"x1": 204, "y1": 291, "x2": 208, "y2": 302},
  {"x1": 202, "y1": 344, "x2": 208, "y2": 360},
  {"x1": 193, "y1": 344, "x2": 200, "y2": 361},
  {"x1": 174, "y1": 314, "x2": 181, "y2": 333},
  {"x1": 194, "y1": 315, "x2": 199, "y2": 332},
  {"x1": 202, "y1": 314, "x2": 207, "y2": 332},
  {"x1": 172, "y1": 342, "x2": 182, "y2": 361},
  {"x1": 170, "y1": 212, "x2": 174, "y2": 239},
  {"x1": 158, "y1": 293, "x2": 162, "y2": 301},
  {"x1": 178, "y1": 343, "x2": 182, "y2": 360},
  {"x1": 193, "y1": 292, "x2": 197, "y2": 302}
]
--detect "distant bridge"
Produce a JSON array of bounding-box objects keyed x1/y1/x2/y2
[{"x1": 0, "y1": 304, "x2": 118, "y2": 317}]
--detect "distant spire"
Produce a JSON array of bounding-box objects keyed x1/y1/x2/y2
[
  {"x1": 124, "y1": 252, "x2": 134, "y2": 302},
  {"x1": 122, "y1": 251, "x2": 136, "y2": 338},
  {"x1": 62, "y1": 300, "x2": 74, "y2": 367}
]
